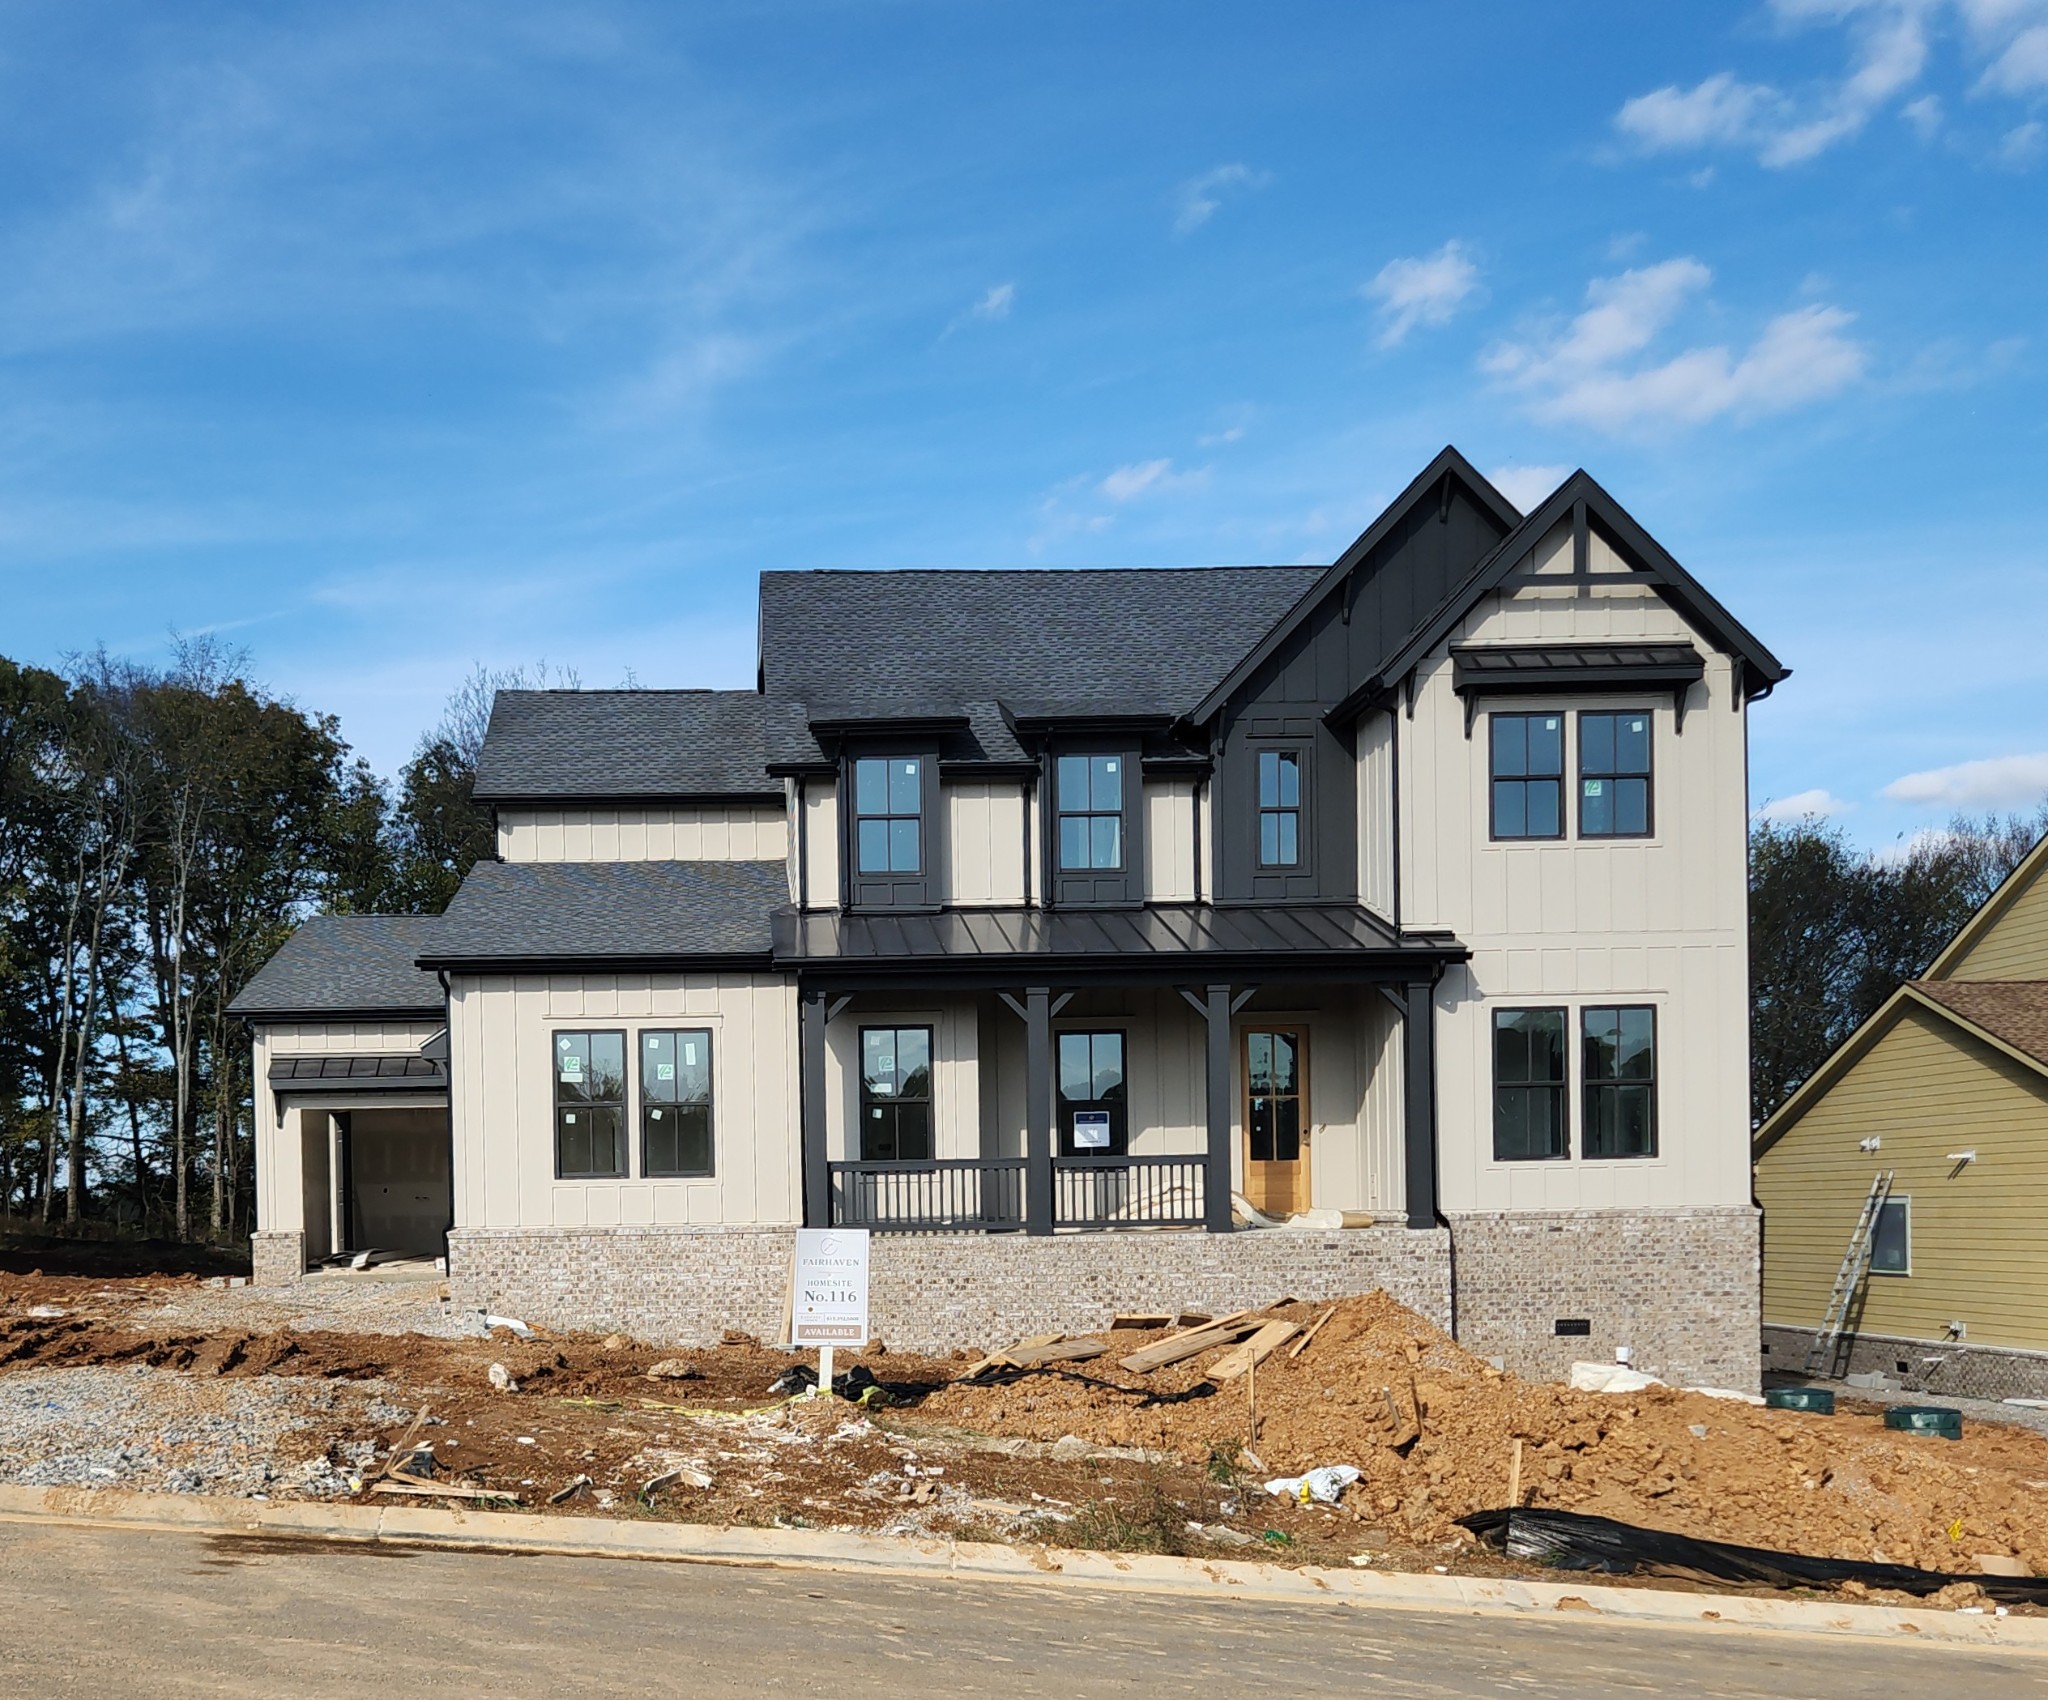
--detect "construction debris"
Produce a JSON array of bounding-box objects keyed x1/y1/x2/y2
[
  {"x1": 644, "y1": 1358, "x2": 700, "y2": 1382},
  {"x1": 1207, "y1": 1319, "x2": 1299, "y2": 1382},
  {"x1": 1264, "y1": 1465, "x2": 1362, "y2": 1505},
  {"x1": 1288, "y1": 1306, "x2": 1337, "y2": 1360},
  {"x1": 487, "y1": 1363, "x2": 517, "y2": 1393},
  {"x1": 549, "y1": 1475, "x2": 593, "y2": 1505},
  {"x1": 1116, "y1": 1312, "x2": 1260, "y2": 1374}
]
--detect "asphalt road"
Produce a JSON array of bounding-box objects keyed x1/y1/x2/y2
[{"x1": 1, "y1": 1522, "x2": 2043, "y2": 1698}]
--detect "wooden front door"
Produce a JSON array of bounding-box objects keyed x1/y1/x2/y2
[{"x1": 1243, "y1": 1027, "x2": 1308, "y2": 1216}]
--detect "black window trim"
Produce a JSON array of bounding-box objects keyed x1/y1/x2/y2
[
  {"x1": 1055, "y1": 1026, "x2": 1128, "y2": 1157},
  {"x1": 1054, "y1": 752, "x2": 1129, "y2": 874},
  {"x1": 857, "y1": 1022, "x2": 936, "y2": 1163},
  {"x1": 1492, "y1": 1004, "x2": 1570, "y2": 1163},
  {"x1": 1580, "y1": 1002, "x2": 1659, "y2": 1161},
  {"x1": 850, "y1": 753, "x2": 928, "y2": 877},
  {"x1": 639, "y1": 1026, "x2": 716, "y2": 1180},
  {"x1": 1488, "y1": 711, "x2": 1566, "y2": 843},
  {"x1": 1576, "y1": 709, "x2": 1656, "y2": 840},
  {"x1": 1255, "y1": 745, "x2": 1308, "y2": 871},
  {"x1": 552, "y1": 1026, "x2": 630, "y2": 1181}
]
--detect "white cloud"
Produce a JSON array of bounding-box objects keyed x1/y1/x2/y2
[
  {"x1": 1754, "y1": 787, "x2": 1854, "y2": 821},
  {"x1": 1483, "y1": 258, "x2": 1867, "y2": 432},
  {"x1": 1097, "y1": 457, "x2": 1208, "y2": 503},
  {"x1": 1996, "y1": 118, "x2": 2046, "y2": 163},
  {"x1": 1484, "y1": 462, "x2": 1571, "y2": 513},
  {"x1": 1611, "y1": 0, "x2": 2048, "y2": 167},
  {"x1": 1364, "y1": 241, "x2": 1481, "y2": 348},
  {"x1": 1173, "y1": 164, "x2": 1268, "y2": 235},
  {"x1": 1197, "y1": 424, "x2": 1246, "y2": 446},
  {"x1": 944, "y1": 281, "x2": 1016, "y2": 334},
  {"x1": 1882, "y1": 752, "x2": 2048, "y2": 807}
]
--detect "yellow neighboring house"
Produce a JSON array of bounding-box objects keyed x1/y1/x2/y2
[{"x1": 1754, "y1": 830, "x2": 2048, "y2": 1400}]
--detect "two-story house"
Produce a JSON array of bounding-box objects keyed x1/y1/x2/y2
[{"x1": 232, "y1": 448, "x2": 1785, "y2": 1389}]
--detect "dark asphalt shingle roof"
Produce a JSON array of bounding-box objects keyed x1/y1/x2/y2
[
  {"x1": 229, "y1": 916, "x2": 445, "y2": 1018},
  {"x1": 420, "y1": 860, "x2": 787, "y2": 966},
  {"x1": 757, "y1": 566, "x2": 1323, "y2": 722},
  {"x1": 472, "y1": 691, "x2": 779, "y2": 802}
]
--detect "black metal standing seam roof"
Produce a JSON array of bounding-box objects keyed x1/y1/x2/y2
[
  {"x1": 772, "y1": 903, "x2": 1464, "y2": 976},
  {"x1": 420, "y1": 859, "x2": 788, "y2": 967},
  {"x1": 472, "y1": 690, "x2": 780, "y2": 802},
  {"x1": 756, "y1": 566, "x2": 1325, "y2": 721},
  {"x1": 1449, "y1": 643, "x2": 1707, "y2": 691},
  {"x1": 228, "y1": 916, "x2": 446, "y2": 1018},
  {"x1": 267, "y1": 1054, "x2": 449, "y2": 1093}
]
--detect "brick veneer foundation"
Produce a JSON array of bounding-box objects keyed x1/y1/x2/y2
[
  {"x1": 1446, "y1": 1207, "x2": 1761, "y2": 1393},
  {"x1": 250, "y1": 1230, "x2": 306, "y2": 1288},
  {"x1": 1761, "y1": 1323, "x2": 2048, "y2": 1403},
  {"x1": 446, "y1": 1224, "x2": 1453, "y2": 1354}
]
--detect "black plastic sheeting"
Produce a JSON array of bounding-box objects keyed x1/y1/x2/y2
[{"x1": 1460, "y1": 1508, "x2": 2048, "y2": 1604}]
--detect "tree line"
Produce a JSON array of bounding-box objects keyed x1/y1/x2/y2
[
  {"x1": 1, "y1": 638, "x2": 2041, "y2": 1241},
  {"x1": 0, "y1": 643, "x2": 517, "y2": 1241}
]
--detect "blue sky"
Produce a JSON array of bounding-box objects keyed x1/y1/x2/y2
[{"x1": 3, "y1": 1, "x2": 2044, "y2": 847}]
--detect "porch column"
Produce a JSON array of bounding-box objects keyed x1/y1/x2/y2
[
  {"x1": 1204, "y1": 984, "x2": 1233, "y2": 1233},
  {"x1": 333, "y1": 1111, "x2": 355, "y2": 1253},
  {"x1": 1024, "y1": 987, "x2": 1053, "y2": 1235},
  {"x1": 800, "y1": 989, "x2": 830, "y2": 1228},
  {"x1": 1401, "y1": 977, "x2": 1439, "y2": 1230}
]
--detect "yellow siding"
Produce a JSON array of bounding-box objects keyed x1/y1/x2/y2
[
  {"x1": 1756, "y1": 1004, "x2": 2048, "y2": 1352},
  {"x1": 1942, "y1": 859, "x2": 2048, "y2": 980}
]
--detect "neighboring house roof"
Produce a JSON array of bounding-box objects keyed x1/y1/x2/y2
[
  {"x1": 419, "y1": 859, "x2": 787, "y2": 969},
  {"x1": 228, "y1": 915, "x2": 445, "y2": 1020},
  {"x1": 756, "y1": 565, "x2": 1324, "y2": 725},
  {"x1": 1924, "y1": 829, "x2": 2048, "y2": 980},
  {"x1": 1909, "y1": 981, "x2": 2048, "y2": 1071},
  {"x1": 473, "y1": 690, "x2": 781, "y2": 804}
]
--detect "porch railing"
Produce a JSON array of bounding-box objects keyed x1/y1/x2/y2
[
  {"x1": 826, "y1": 1155, "x2": 1206, "y2": 1232},
  {"x1": 829, "y1": 1158, "x2": 1026, "y2": 1231}
]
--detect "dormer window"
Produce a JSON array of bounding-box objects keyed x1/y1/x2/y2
[
  {"x1": 854, "y1": 756, "x2": 923, "y2": 874},
  {"x1": 1257, "y1": 750, "x2": 1303, "y2": 867},
  {"x1": 1056, "y1": 756, "x2": 1124, "y2": 871}
]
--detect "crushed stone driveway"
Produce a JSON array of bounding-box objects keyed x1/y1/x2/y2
[{"x1": 2, "y1": 1524, "x2": 2046, "y2": 1698}]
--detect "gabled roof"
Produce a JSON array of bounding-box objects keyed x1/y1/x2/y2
[
  {"x1": 419, "y1": 859, "x2": 786, "y2": 970},
  {"x1": 1754, "y1": 979, "x2": 2048, "y2": 1155},
  {"x1": 1189, "y1": 446, "x2": 1523, "y2": 724},
  {"x1": 228, "y1": 915, "x2": 445, "y2": 1020},
  {"x1": 1924, "y1": 829, "x2": 2048, "y2": 980},
  {"x1": 473, "y1": 691, "x2": 780, "y2": 805},
  {"x1": 1372, "y1": 470, "x2": 1788, "y2": 705},
  {"x1": 757, "y1": 565, "x2": 1323, "y2": 725}
]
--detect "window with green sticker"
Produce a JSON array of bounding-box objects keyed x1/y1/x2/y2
[
  {"x1": 554, "y1": 1030, "x2": 626, "y2": 1178},
  {"x1": 1579, "y1": 711, "x2": 1653, "y2": 838},
  {"x1": 641, "y1": 1029, "x2": 713, "y2": 1177}
]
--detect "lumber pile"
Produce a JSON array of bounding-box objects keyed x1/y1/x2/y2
[{"x1": 961, "y1": 1298, "x2": 1337, "y2": 1388}]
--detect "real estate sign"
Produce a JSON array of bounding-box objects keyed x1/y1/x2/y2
[{"x1": 789, "y1": 1228, "x2": 871, "y2": 1346}]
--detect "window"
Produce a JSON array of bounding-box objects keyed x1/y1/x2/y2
[
  {"x1": 1579, "y1": 712, "x2": 1653, "y2": 837},
  {"x1": 554, "y1": 1030, "x2": 627, "y2": 1178},
  {"x1": 1057, "y1": 1031, "x2": 1126, "y2": 1155},
  {"x1": 1257, "y1": 750, "x2": 1303, "y2": 867},
  {"x1": 641, "y1": 1029, "x2": 713, "y2": 1178},
  {"x1": 1490, "y1": 713, "x2": 1564, "y2": 839},
  {"x1": 859, "y1": 1026, "x2": 932, "y2": 1161},
  {"x1": 854, "y1": 757, "x2": 923, "y2": 874},
  {"x1": 1870, "y1": 1196, "x2": 1911, "y2": 1275},
  {"x1": 1582, "y1": 1005, "x2": 1657, "y2": 1158},
  {"x1": 1056, "y1": 755, "x2": 1124, "y2": 870},
  {"x1": 1494, "y1": 1008, "x2": 1568, "y2": 1160},
  {"x1": 1245, "y1": 1029, "x2": 1304, "y2": 1164}
]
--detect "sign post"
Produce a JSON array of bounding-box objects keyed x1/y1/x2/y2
[{"x1": 789, "y1": 1227, "x2": 870, "y2": 1398}]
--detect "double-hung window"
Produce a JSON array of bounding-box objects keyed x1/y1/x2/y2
[
  {"x1": 1257, "y1": 749, "x2": 1303, "y2": 867},
  {"x1": 1057, "y1": 1030, "x2": 1126, "y2": 1155},
  {"x1": 1579, "y1": 712, "x2": 1653, "y2": 838},
  {"x1": 860, "y1": 1026, "x2": 933, "y2": 1161},
  {"x1": 1493, "y1": 1008, "x2": 1567, "y2": 1161},
  {"x1": 641, "y1": 1029, "x2": 713, "y2": 1177},
  {"x1": 1490, "y1": 713, "x2": 1563, "y2": 840},
  {"x1": 1582, "y1": 1006, "x2": 1657, "y2": 1157},
  {"x1": 554, "y1": 1030, "x2": 627, "y2": 1178},
  {"x1": 1056, "y1": 755, "x2": 1124, "y2": 870},
  {"x1": 854, "y1": 757, "x2": 923, "y2": 874}
]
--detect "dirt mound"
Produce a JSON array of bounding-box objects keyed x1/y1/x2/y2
[{"x1": 923, "y1": 1292, "x2": 2048, "y2": 1575}]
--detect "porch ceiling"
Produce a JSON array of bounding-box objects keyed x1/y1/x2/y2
[{"x1": 774, "y1": 902, "x2": 1464, "y2": 988}]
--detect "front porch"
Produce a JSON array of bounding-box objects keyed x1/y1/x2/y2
[{"x1": 782, "y1": 903, "x2": 1465, "y2": 1236}]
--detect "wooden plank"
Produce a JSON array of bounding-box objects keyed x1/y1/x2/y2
[
  {"x1": 963, "y1": 1331, "x2": 1068, "y2": 1378},
  {"x1": 372, "y1": 1479, "x2": 519, "y2": 1502},
  {"x1": 1287, "y1": 1306, "x2": 1338, "y2": 1360},
  {"x1": 1206, "y1": 1319, "x2": 1299, "y2": 1382},
  {"x1": 1111, "y1": 1313, "x2": 1174, "y2": 1331},
  {"x1": 1118, "y1": 1314, "x2": 1263, "y2": 1374},
  {"x1": 998, "y1": 1337, "x2": 1107, "y2": 1369}
]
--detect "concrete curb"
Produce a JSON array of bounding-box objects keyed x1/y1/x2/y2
[{"x1": 0, "y1": 1483, "x2": 2040, "y2": 1653}]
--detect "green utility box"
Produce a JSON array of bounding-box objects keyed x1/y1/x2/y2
[
  {"x1": 1884, "y1": 1405, "x2": 1963, "y2": 1440},
  {"x1": 1764, "y1": 1386, "x2": 1836, "y2": 1415}
]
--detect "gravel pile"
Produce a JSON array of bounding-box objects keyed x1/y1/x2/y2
[
  {"x1": 0, "y1": 1365, "x2": 404, "y2": 1498},
  {"x1": 122, "y1": 1277, "x2": 479, "y2": 1341}
]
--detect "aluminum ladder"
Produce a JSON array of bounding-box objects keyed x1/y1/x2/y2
[{"x1": 1803, "y1": 1169, "x2": 1894, "y2": 1379}]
